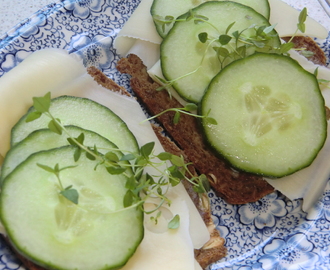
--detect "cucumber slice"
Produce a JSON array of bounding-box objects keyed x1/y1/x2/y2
[
  {"x1": 0, "y1": 146, "x2": 144, "y2": 270},
  {"x1": 151, "y1": 0, "x2": 270, "y2": 38},
  {"x1": 160, "y1": 1, "x2": 280, "y2": 103},
  {"x1": 11, "y1": 96, "x2": 139, "y2": 155},
  {"x1": 1, "y1": 125, "x2": 124, "y2": 183},
  {"x1": 200, "y1": 53, "x2": 327, "y2": 177}
]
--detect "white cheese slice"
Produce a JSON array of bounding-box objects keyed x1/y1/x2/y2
[
  {"x1": 120, "y1": 186, "x2": 197, "y2": 270},
  {"x1": 0, "y1": 48, "x2": 86, "y2": 157},
  {"x1": 269, "y1": 0, "x2": 328, "y2": 39},
  {"x1": 114, "y1": 0, "x2": 161, "y2": 69}
]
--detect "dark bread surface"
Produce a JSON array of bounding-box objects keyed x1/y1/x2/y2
[{"x1": 117, "y1": 54, "x2": 275, "y2": 205}]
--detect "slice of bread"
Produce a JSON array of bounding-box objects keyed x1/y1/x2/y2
[{"x1": 117, "y1": 54, "x2": 275, "y2": 205}]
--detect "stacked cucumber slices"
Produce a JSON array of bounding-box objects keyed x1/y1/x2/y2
[
  {"x1": 151, "y1": 0, "x2": 328, "y2": 177},
  {"x1": 0, "y1": 96, "x2": 144, "y2": 270}
]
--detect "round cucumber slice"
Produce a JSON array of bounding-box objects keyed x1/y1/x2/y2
[
  {"x1": 160, "y1": 1, "x2": 280, "y2": 103},
  {"x1": 201, "y1": 53, "x2": 327, "y2": 178},
  {"x1": 1, "y1": 125, "x2": 126, "y2": 183},
  {"x1": 151, "y1": 0, "x2": 270, "y2": 38},
  {"x1": 11, "y1": 96, "x2": 139, "y2": 155},
  {"x1": 0, "y1": 146, "x2": 144, "y2": 270}
]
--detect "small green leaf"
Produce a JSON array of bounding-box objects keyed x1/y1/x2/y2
[
  {"x1": 279, "y1": 42, "x2": 294, "y2": 54},
  {"x1": 85, "y1": 150, "x2": 96, "y2": 161},
  {"x1": 25, "y1": 111, "x2": 42, "y2": 122},
  {"x1": 198, "y1": 32, "x2": 208, "y2": 43},
  {"x1": 125, "y1": 176, "x2": 137, "y2": 190},
  {"x1": 173, "y1": 111, "x2": 181, "y2": 124},
  {"x1": 37, "y1": 163, "x2": 55, "y2": 173},
  {"x1": 205, "y1": 117, "x2": 217, "y2": 125},
  {"x1": 301, "y1": 50, "x2": 314, "y2": 58},
  {"x1": 199, "y1": 174, "x2": 210, "y2": 192},
  {"x1": 184, "y1": 103, "x2": 197, "y2": 111},
  {"x1": 157, "y1": 152, "x2": 173, "y2": 161},
  {"x1": 263, "y1": 25, "x2": 276, "y2": 35},
  {"x1": 76, "y1": 133, "x2": 85, "y2": 144},
  {"x1": 120, "y1": 154, "x2": 136, "y2": 161},
  {"x1": 225, "y1": 21, "x2": 236, "y2": 34},
  {"x1": 170, "y1": 155, "x2": 185, "y2": 167},
  {"x1": 298, "y1": 8, "x2": 307, "y2": 33},
  {"x1": 299, "y1": 7, "x2": 308, "y2": 24},
  {"x1": 219, "y1": 34, "x2": 232, "y2": 45},
  {"x1": 32, "y1": 92, "x2": 51, "y2": 113},
  {"x1": 105, "y1": 152, "x2": 119, "y2": 162},
  {"x1": 123, "y1": 190, "x2": 134, "y2": 207},
  {"x1": 141, "y1": 142, "x2": 155, "y2": 158},
  {"x1": 168, "y1": 214, "x2": 180, "y2": 229},
  {"x1": 216, "y1": 47, "x2": 230, "y2": 58},
  {"x1": 48, "y1": 119, "x2": 62, "y2": 135},
  {"x1": 168, "y1": 165, "x2": 185, "y2": 179},
  {"x1": 106, "y1": 166, "x2": 126, "y2": 175},
  {"x1": 74, "y1": 148, "x2": 82, "y2": 162},
  {"x1": 61, "y1": 187, "x2": 79, "y2": 204}
]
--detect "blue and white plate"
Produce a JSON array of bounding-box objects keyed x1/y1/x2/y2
[{"x1": 0, "y1": 0, "x2": 330, "y2": 269}]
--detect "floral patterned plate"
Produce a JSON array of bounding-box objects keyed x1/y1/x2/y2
[{"x1": 0, "y1": 0, "x2": 330, "y2": 269}]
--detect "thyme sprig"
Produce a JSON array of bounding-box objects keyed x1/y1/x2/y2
[
  {"x1": 153, "y1": 8, "x2": 311, "y2": 102},
  {"x1": 27, "y1": 92, "x2": 210, "y2": 226},
  {"x1": 142, "y1": 102, "x2": 217, "y2": 125}
]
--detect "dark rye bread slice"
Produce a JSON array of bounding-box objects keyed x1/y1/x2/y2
[{"x1": 117, "y1": 54, "x2": 275, "y2": 204}]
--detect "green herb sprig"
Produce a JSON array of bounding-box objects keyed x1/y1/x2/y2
[
  {"x1": 27, "y1": 92, "x2": 210, "y2": 226},
  {"x1": 153, "y1": 8, "x2": 312, "y2": 101}
]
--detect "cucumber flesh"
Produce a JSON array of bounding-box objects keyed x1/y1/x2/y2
[
  {"x1": 160, "y1": 1, "x2": 280, "y2": 103},
  {"x1": 11, "y1": 96, "x2": 139, "y2": 155},
  {"x1": 0, "y1": 146, "x2": 144, "y2": 270},
  {"x1": 201, "y1": 53, "x2": 327, "y2": 177},
  {"x1": 151, "y1": 0, "x2": 270, "y2": 38},
  {"x1": 0, "y1": 126, "x2": 123, "y2": 183}
]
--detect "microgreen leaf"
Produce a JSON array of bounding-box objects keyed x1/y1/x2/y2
[
  {"x1": 48, "y1": 119, "x2": 62, "y2": 135},
  {"x1": 279, "y1": 42, "x2": 295, "y2": 54},
  {"x1": 168, "y1": 214, "x2": 180, "y2": 229},
  {"x1": 37, "y1": 163, "x2": 56, "y2": 174},
  {"x1": 60, "y1": 187, "x2": 79, "y2": 204},
  {"x1": 32, "y1": 92, "x2": 51, "y2": 113},
  {"x1": 225, "y1": 21, "x2": 236, "y2": 34},
  {"x1": 141, "y1": 142, "x2": 155, "y2": 158},
  {"x1": 125, "y1": 176, "x2": 137, "y2": 190},
  {"x1": 219, "y1": 34, "x2": 232, "y2": 45},
  {"x1": 184, "y1": 103, "x2": 198, "y2": 111},
  {"x1": 25, "y1": 111, "x2": 42, "y2": 122},
  {"x1": 123, "y1": 190, "x2": 135, "y2": 207},
  {"x1": 157, "y1": 152, "x2": 173, "y2": 161},
  {"x1": 173, "y1": 111, "x2": 181, "y2": 124},
  {"x1": 301, "y1": 50, "x2": 314, "y2": 58},
  {"x1": 120, "y1": 153, "x2": 136, "y2": 161},
  {"x1": 105, "y1": 152, "x2": 119, "y2": 162},
  {"x1": 198, "y1": 32, "x2": 208, "y2": 43},
  {"x1": 106, "y1": 166, "x2": 126, "y2": 175},
  {"x1": 73, "y1": 148, "x2": 82, "y2": 162},
  {"x1": 170, "y1": 155, "x2": 185, "y2": 167},
  {"x1": 205, "y1": 117, "x2": 218, "y2": 125},
  {"x1": 298, "y1": 7, "x2": 307, "y2": 33}
]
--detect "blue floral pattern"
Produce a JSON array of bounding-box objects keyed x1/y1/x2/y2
[{"x1": 0, "y1": 0, "x2": 330, "y2": 269}]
